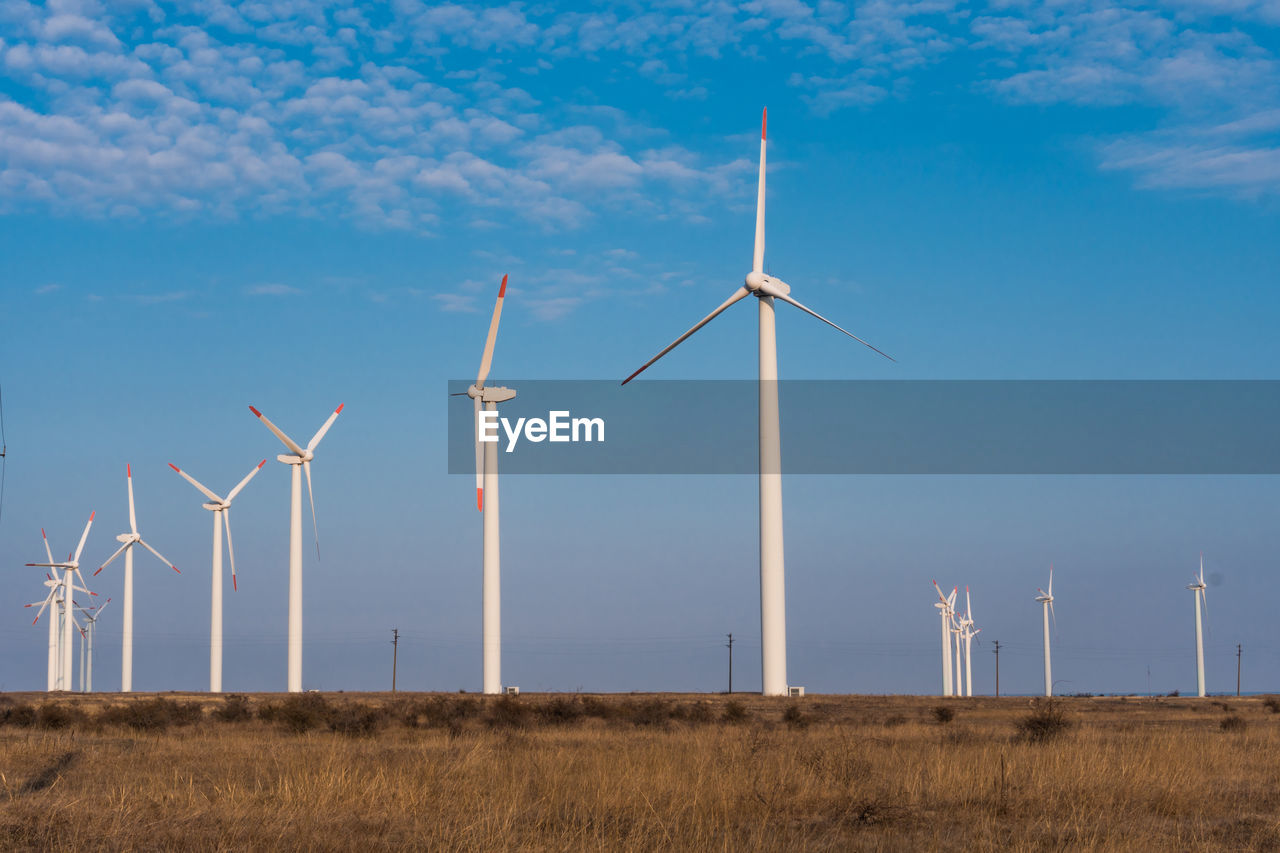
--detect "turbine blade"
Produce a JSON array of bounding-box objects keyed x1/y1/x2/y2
[
  {"x1": 1050, "y1": 600, "x2": 1058, "y2": 636},
  {"x1": 753, "y1": 108, "x2": 766, "y2": 274},
  {"x1": 94, "y1": 541, "x2": 130, "y2": 576},
  {"x1": 226, "y1": 460, "x2": 267, "y2": 503},
  {"x1": 621, "y1": 286, "x2": 751, "y2": 385},
  {"x1": 762, "y1": 285, "x2": 895, "y2": 362},
  {"x1": 42, "y1": 527, "x2": 54, "y2": 568},
  {"x1": 307, "y1": 404, "x2": 344, "y2": 453},
  {"x1": 476, "y1": 274, "x2": 507, "y2": 388},
  {"x1": 137, "y1": 538, "x2": 179, "y2": 573},
  {"x1": 474, "y1": 395, "x2": 484, "y2": 512},
  {"x1": 932, "y1": 579, "x2": 948, "y2": 604},
  {"x1": 966, "y1": 586, "x2": 973, "y2": 622},
  {"x1": 248, "y1": 406, "x2": 306, "y2": 457},
  {"x1": 1200, "y1": 587, "x2": 1209, "y2": 634},
  {"x1": 223, "y1": 509, "x2": 237, "y2": 592},
  {"x1": 72, "y1": 511, "x2": 94, "y2": 564},
  {"x1": 169, "y1": 464, "x2": 223, "y2": 504},
  {"x1": 1048, "y1": 564, "x2": 1054, "y2": 597},
  {"x1": 304, "y1": 460, "x2": 320, "y2": 560},
  {"x1": 126, "y1": 464, "x2": 137, "y2": 535}
]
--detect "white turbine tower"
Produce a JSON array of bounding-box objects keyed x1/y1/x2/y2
[
  {"x1": 1188, "y1": 553, "x2": 1208, "y2": 698},
  {"x1": 1035, "y1": 565, "x2": 1056, "y2": 697},
  {"x1": 169, "y1": 459, "x2": 266, "y2": 692},
  {"x1": 932, "y1": 581, "x2": 956, "y2": 696},
  {"x1": 960, "y1": 586, "x2": 980, "y2": 697},
  {"x1": 456, "y1": 274, "x2": 514, "y2": 695},
  {"x1": 249, "y1": 403, "x2": 343, "y2": 693},
  {"x1": 622, "y1": 111, "x2": 893, "y2": 696},
  {"x1": 94, "y1": 465, "x2": 180, "y2": 692},
  {"x1": 26, "y1": 513, "x2": 97, "y2": 691},
  {"x1": 24, "y1": 573, "x2": 64, "y2": 691}
]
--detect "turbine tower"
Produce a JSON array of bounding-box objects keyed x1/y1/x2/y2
[
  {"x1": 24, "y1": 573, "x2": 64, "y2": 691},
  {"x1": 169, "y1": 459, "x2": 266, "y2": 692},
  {"x1": 76, "y1": 597, "x2": 110, "y2": 692},
  {"x1": 26, "y1": 513, "x2": 97, "y2": 691},
  {"x1": 458, "y1": 275, "x2": 514, "y2": 695},
  {"x1": 94, "y1": 465, "x2": 180, "y2": 692},
  {"x1": 1035, "y1": 565, "x2": 1056, "y2": 697},
  {"x1": 932, "y1": 581, "x2": 956, "y2": 696},
  {"x1": 960, "y1": 586, "x2": 980, "y2": 697},
  {"x1": 249, "y1": 403, "x2": 343, "y2": 693},
  {"x1": 1188, "y1": 554, "x2": 1208, "y2": 698},
  {"x1": 622, "y1": 111, "x2": 893, "y2": 696}
]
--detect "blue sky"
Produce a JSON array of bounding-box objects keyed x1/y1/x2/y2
[{"x1": 2, "y1": 0, "x2": 1280, "y2": 695}]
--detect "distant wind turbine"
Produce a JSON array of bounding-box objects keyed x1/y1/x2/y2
[
  {"x1": 249, "y1": 403, "x2": 343, "y2": 693},
  {"x1": 622, "y1": 110, "x2": 893, "y2": 696},
  {"x1": 26, "y1": 513, "x2": 97, "y2": 691},
  {"x1": 932, "y1": 581, "x2": 956, "y2": 696},
  {"x1": 960, "y1": 586, "x2": 980, "y2": 697},
  {"x1": 1188, "y1": 554, "x2": 1209, "y2": 698},
  {"x1": 24, "y1": 574, "x2": 64, "y2": 691},
  {"x1": 1035, "y1": 565, "x2": 1056, "y2": 697},
  {"x1": 94, "y1": 465, "x2": 180, "y2": 692},
  {"x1": 169, "y1": 459, "x2": 266, "y2": 692}
]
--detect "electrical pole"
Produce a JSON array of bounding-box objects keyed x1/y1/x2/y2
[
  {"x1": 1237, "y1": 644, "x2": 1242, "y2": 697},
  {"x1": 725, "y1": 633, "x2": 734, "y2": 694},
  {"x1": 992, "y1": 640, "x2": 1000, "y2": 697},
  {"x1": 391, "y1": 628, "x2": 399, "y2": 693}
]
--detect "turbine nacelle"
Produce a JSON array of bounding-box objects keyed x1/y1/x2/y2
[
  {"x1": 744, "y1": 271, "x2": 791, "y2": 296},
  {"x1": 469, "y1": 384, "x2": 517, "y2": 403},
  {"x1": 201, "y1": 501, "x2": 228, "y2": 512},
  {"x1": 115, "y1": 533, "x2": 141, "y2": 544}
]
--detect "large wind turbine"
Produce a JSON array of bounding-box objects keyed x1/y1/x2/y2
[
  {"x1": 932, "y1": 581, "x2": 956, "y2": 696},
  {"x1": 622, "y1": 111, "x2": 893, "y2": 696},
  {"x1": 1035, "y1": 565, "x2": 1056, "y2": 697},
  {"x1": 457, "y1": 275, "x2": 514, "y2": 695},
  {"x1": 1188, "y1": 554, "x2": 1208, "y2": 698},
  {"x1": 169, "y1": 459, "x2": 266, "y2": 692},
  {"x1": 26, "y1": 513, "x2": 97, "y2": 691},
  {"x1": 249, "y1": 403, "x2": 343, "y2": 693},
  {"x1": 94, "y1": 465, "x2": 179, "y2": 692}
]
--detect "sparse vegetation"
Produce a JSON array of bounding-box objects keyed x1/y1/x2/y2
[
  {"x1": 0, "y1": 692, "x2": 1277, "y2": 849},
  {"x1": 931, "y1": 705, "x2": 956, "y2": 724}
]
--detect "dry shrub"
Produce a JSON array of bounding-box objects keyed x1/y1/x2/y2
[
  {"x1": 536, "y1": 696, "x2": 585, "y2": 725},
  {"x1": 680, "y1": 701, "x2": 715, "y2": 724},
  {"x1": 328, "y1": 703, "x2": 386, "y2": 737},
  {"x1": 211, "y1": 694, "x2": 253, "y2": 723},
  {"x1": 722, "y1": 700, "x2": 749, "y2": 723},
  {"x1": 35, "y1": 703, "x2": 88, "y2": 730},
  {"x1": 932, "y1": 705, "x2": 956, "y2": 724},
  {"x1": 1221, "y1": 715, "x2": 1247, "y2": 733},
  {"x1": 97, "y1": 698, "x2": 203, "y2": 731},
  {"x1": 783, "y1": 704, "x2": 811, "y2": 729},
  {"x1": 882, "y1": 714, "x2": 907, "y2": 728},
  {"x1": 1263, "y1": 697, "x2": 1280, "y2": 714},
  {"x1": 1017, "y1": 700, "x2": 1073, "y2": 743},
  {"x1": 0, "y1": 702, "x2": 38, "y2": 727},
  {"x1": 620, "y1": 698, "x2": 675, "y2": 727},
  {"x1": 260, "y1": 694, "x2": 333, "y2": 733},
  {"x1": 486, "y1": 695, "x2": 532, "y2": 729}
]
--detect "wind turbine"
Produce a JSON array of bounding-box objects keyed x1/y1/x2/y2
[
  {"x1": 960, "y1": 586, "x2": 980, "y2": 697},
  {"x1": 622, "y1": 111, "x2": 893, "y2": 696},
  {"x1": 94, "y1": 465, "x2": 180, "y2": 692},
  {"x1": 169, "y1": 459, "x2": 266, "y2": 692},
  {"x1": 1188, "y1": 554, "x2": 1208, "y2": 698},
  {"x1": 76, "y1": 597, "x2": 110, "y2": 693},
  {"x1": 26, "y1": 513, "x2": 97, "y2": 691},
  {"x1": 249, "y1": 403, "x2": 343, "y2": 693},
  {"x1": 456, "y1": 275, "x2": 514, "y2": 695},
  {"x1": 1035, "y1": 565, "x2": 1056, "y2": 697},
  {"x1": 24, "y1": 573, "x2": 64, "y2": 691},
  {"x1": 932, "y1": 581, "x2": 956, "y2": 696}
]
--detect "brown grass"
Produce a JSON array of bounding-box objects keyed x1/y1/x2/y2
[{"x1": 1, "y1": 692, "x2": 1278, "y2": 850}]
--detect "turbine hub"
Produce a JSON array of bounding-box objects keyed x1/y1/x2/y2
[{"x1": 745, "y1": 271, "x2": 791, "y2": 295}]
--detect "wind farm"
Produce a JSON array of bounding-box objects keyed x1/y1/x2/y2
[{"x1": 3, "y1": 0, "x2": 1280, "y2": 842}]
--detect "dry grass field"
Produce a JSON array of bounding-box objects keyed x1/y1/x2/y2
[{"x1": 0, "y1": 691, "x2": 1277, "y2": 851}]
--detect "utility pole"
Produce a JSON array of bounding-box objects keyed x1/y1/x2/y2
[
  {"x1": 725, "y1": 633, "x2": 734, "y2": 694},
  {"x1": 391, "y1": 628, "x2": 399, "y2": 693},
  {"x1": 1237, "y1": 644, "x2": 1242, "y2": 697},
  {"x1": 992, "y1": 640, "x2": 1000, "y2": 697}
]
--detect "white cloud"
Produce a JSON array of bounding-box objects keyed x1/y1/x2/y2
[{"x1": 246, "y1": 282, "x2": 301, "y2": 296}]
